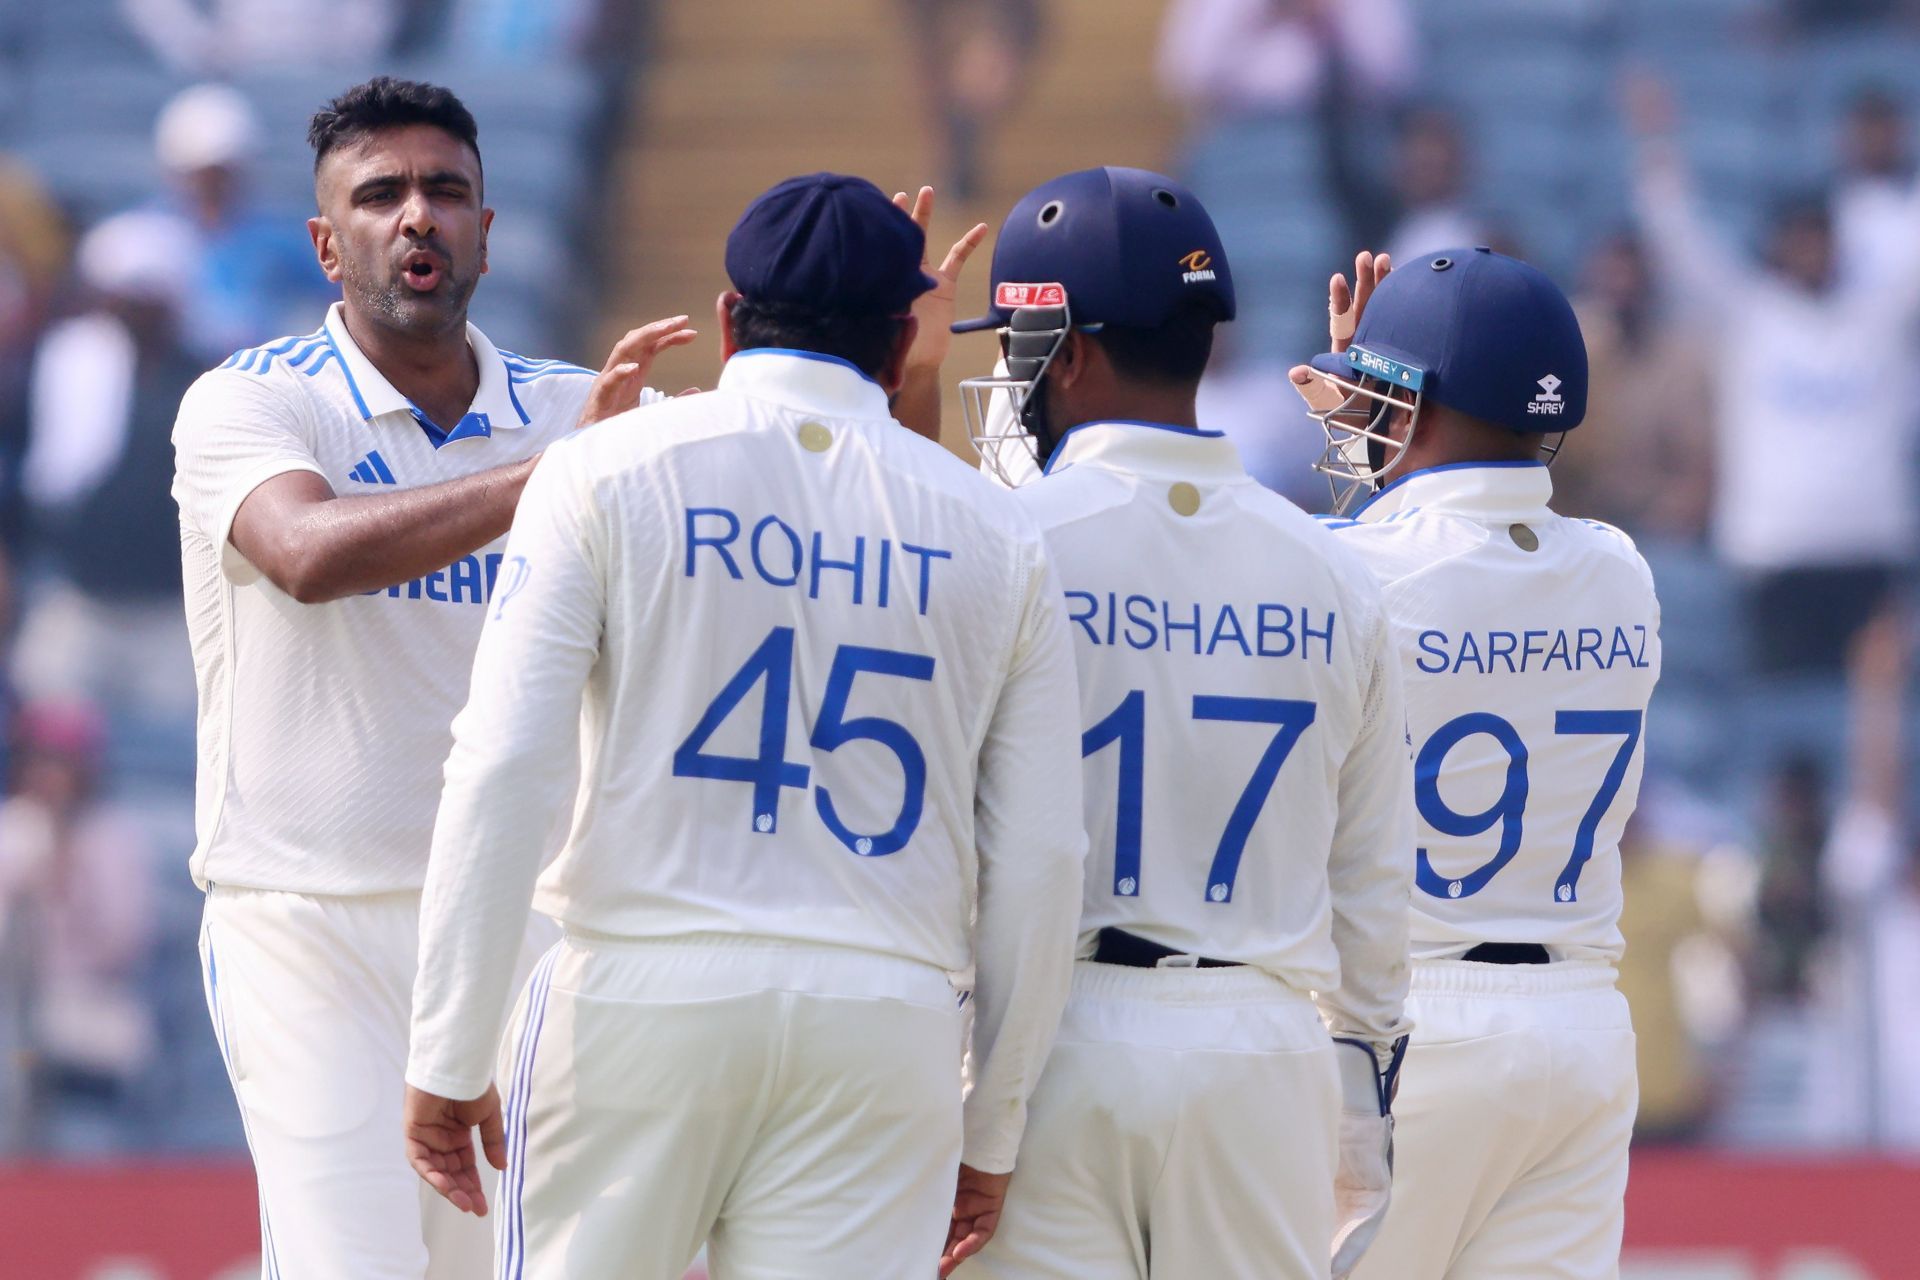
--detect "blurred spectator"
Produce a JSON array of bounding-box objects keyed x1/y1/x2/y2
[
  {"x1": 1156, "y1": 0, "x2": 1412, "y2": 122},
  {"x1": 0, "y1": 701, "x2": 158, "y2": 1153},
  {"x1": 119, "y1": 0, "x2": 405, "y2": 75},
  {"x1": 146, "y1": 84, "x2": 330, "y2": 360},
  {"x1": 12, "y1": 212, "x2": 199, "y2": 720},
  {"x1": 1557, "y1": 233, "x2": 1714, "y2": 538},
  {"x1": 1748, "y1": 754, "x2": 1831, "y2": 1002},
  {"x1": 1834, "y1": 87, "x2": 1916, "y2": 292},
  {"x1": 1628, "y1": 75, "x2": 1920, "y2": 676},
  {"x1": 0, "y1": 160, "x2": 71, "y2": 635},
  {"x1": 899, "y1": 0, "x2": 1046, "y2": 201},
  {"x1": 1809, "y1": 606, "x2": 1920, "y2": 1149},
  {"x1": 1322, "y1": 103, "x2": 1486, "y2": 262}
]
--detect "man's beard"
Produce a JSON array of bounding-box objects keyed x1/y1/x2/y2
[{"x1": 342, "y1": 254, "x2": 477, "y2": 336}]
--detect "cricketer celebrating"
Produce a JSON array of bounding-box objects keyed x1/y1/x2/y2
[
  {"x1": 952, "y1": 166, "x2": 1414, "y2": 1280},
  {"x1": 1297, "y1": 247, "x2": 1662, "y2": 1279},
  {"x1": 402, "y1": 173, "x2": 1087, "y2": 1280},
  {"x1": 171, "y1": 78, "x2": 690, "y2": 1278}
]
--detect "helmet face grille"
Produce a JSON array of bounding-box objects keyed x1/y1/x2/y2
[
  {"x1": 1305, "y1": 369, "x2": 1424, "y2": 515},
  {"x1": 959, "y1": 303, "x2": 1073, "y2": 487}
]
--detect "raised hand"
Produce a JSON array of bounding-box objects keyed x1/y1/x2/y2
[{"x1": 577, "y1": 314, "x2": 700, "y2": 427}]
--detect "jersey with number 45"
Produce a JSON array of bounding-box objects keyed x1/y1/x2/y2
[
  {"x1": 1325, "y1": 461, "x2": 1661, "y2": 963},
  {"x1": 1014, "y1": 420, "x2": 1414, "y2": 1047}
]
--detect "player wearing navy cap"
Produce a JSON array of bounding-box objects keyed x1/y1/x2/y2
[
  {"x1": 951, "y1": 167, "x2": 1415, "y2": 1280},
  {"x1": 404, "y1": 172, "x2": 1087, "y2": 1280},
  {"x1": 1294, "y1": 249, "x2": 1661, "y2": 1280}
]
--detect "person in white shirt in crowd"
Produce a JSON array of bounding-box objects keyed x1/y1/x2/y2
[
  {"x1": 949, "y1": 165, "x2": 1414, "y2": 1279},
  {"x1": 171, "y1": 77, "x2": 692, "y2": 1279},
  {"x1": 0, "y1": 701, "x2": 158, "y2": 1153},
  {"x1": 1627, "y1": 73, "x2": 1920, "y2": 677},
  {"x1": 15, "y1": 211, "x2": 204, "y2": 719},
  {"x1": 1833, "y1": 86, "x2": 1918, "y2": 293},
  {"x1": 1156, "y1": 0, "x2": 1412, "y2": 122},
  {"x1": 148, "y1": 84, "x2": 334, "y2": 361},
  {"x1": 1810, "y1": 605, "x2": 1920, "y2": 1151},
  {"x1": 402, "y1": 172, "x2": 1086, "y2": 1280},
  {"x1": 1292, "y1": 245, "x2": 1660, "y2": 1278},
  {"x1": 121, "y1": 0, "x2": 401, "y2": 75}
]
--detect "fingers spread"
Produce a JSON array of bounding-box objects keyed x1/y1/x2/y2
[{"x1": 940, "y1": 222, "x2": 990, "y2": 279}]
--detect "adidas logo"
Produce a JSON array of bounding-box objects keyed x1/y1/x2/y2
[
  {"x1": 348, "y1": 451, "x2": 397, "y2": 484},
  {"x1": 1526, "y1": 374, "x2": 1566, "y2": 416}
]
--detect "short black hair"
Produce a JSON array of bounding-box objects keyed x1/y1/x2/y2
[
  {"x1": 728, "y1": 297, "x2": 906, "y2": 379},
  {"x1": 1088, "y1": 301, "x2": 1218, "y2": 387},
  {"x1": 308, "y1": 77, "x2": 481, "y2": 174}
]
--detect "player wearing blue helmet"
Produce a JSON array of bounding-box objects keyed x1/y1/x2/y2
[
  {"x1": 949, "y1": 167, "x2": 1416, "y2": 1280},
  {"x1": 1294, "y1": 249, "x2": 1662, "y2": 1280}
]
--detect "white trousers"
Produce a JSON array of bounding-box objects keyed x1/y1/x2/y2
[
  {"x1": 1351, "y1": 960, "x2": 1636, "y2": 1280},
  {"x1": 494, "y1": 932, "x2": 967, "y2": 1280},
  {"x1": 199, "y1": 885, "x2": 556, "y2": 1280},
  {"x1": 967, "y1": 961, "x2": 1339, "y2": 1280}
]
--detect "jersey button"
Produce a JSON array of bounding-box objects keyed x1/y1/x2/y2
[
  {"x1": 798, "y1": 421, "x2": 833, "y2": 452},
  {"x1": 1168, "y1": 482, "x2": 1201, "y2": 516}
]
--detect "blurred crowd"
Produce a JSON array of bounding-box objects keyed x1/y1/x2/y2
[{"x1": 3, "y1": 0, "x2": 1919, "y2": 1160}]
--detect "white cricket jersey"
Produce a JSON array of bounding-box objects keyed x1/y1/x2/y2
[
  {"x1": 407, "y1": 350, "x2": 1088, "y2": 1172},
  {"x1": 1013, "y1": 421, "x2": 1414, "y2": 1047},
  {"x1": 1325, "y1": 461, "x2": 1662, "y2": 963},
  {"x1": 171, "y1": 301, "x2": 621, "y2": 896}
]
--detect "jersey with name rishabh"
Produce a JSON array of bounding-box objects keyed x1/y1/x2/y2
[
  {"x1": 171, "y1": 302, "x2": 641, "y2": 896},
  {"x1": 1324, "y1": 461, "x2": 1662, "y2": 963},
  {"x1": 1011, "y1": 420, "x2": 1414, "y2": 1046}
]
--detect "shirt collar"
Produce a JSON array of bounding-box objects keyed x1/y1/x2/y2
[
  {"x1": 321, "y1": 301, "x2": 531, "y2": 439},
  {"x1": 1351, "y1": 459, "x2": 1554, "y2": 523},
  {"x1": 718, "y1": 348, "x2": 893, "y2": 420},
  {"x1": 1041, "y1": 419, "x2": 1242, "y2": 480}
]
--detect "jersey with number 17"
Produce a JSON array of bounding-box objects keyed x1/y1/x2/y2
[{"x1": 1326, "y1": 461, "x2": 1661, "y2": 963}]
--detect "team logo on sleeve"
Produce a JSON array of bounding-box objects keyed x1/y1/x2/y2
[
  {"x1": 1179, "y1": 250, "x2": 1217, "y2": 283},
  {"x1": 492, "y1": 555, "x2": 532, "y2": 620},
  {"x1": 1528, "y1": 374, "x2": 1565, "y2": 415}
]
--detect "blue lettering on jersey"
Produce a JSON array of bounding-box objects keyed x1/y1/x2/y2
[
  {"x1": 359, "y1": 551, "x2": 510, "y2": 607},
  {"x1": 1414, "y1": 625, "x2": 1653, "y2": 675},
  {"x1": 682, "y1": 505, "x2": 952, "y2": 614},
  {"x1": 1062, "y1": 591, "x2": 1337, "y2": 663}
]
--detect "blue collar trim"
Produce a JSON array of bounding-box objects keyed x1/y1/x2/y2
[
  {"x1": 322, "y1": 327, "x2": 373, "y2": 420},
  {"x1": 1350, "y1": 459, "x2": 1545, "y2": 519},
  {"x1": 1041, "y1": 419, "x2": 1225, "y2": 475},
  {"x1": 731, "y1": 347, "x2": 881, "y2": 387}
]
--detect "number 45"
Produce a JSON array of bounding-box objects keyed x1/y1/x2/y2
[{"x1": 672, "y1": 626, "x2": 934, "y2": 857}]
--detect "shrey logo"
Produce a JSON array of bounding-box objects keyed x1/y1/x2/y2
[
  {"x1": 1528, "y1": 374, "x2": 1566, "y2": 415},
  {"x1": 1179, "y1": 249, "x2": 1217, "y2": 284},
  {"x1": 492, "y1": 555, "x2": 532, "y2": 620}
]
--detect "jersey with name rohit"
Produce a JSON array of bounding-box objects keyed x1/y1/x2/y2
[
  {"x1": 407, "y1": 350, "x2": 1087, "y2": 1160},
  {"x1": 171, "y1": 302, "x2": 651, "y2": 896},
  {"x1": 1325, "y1": 462, "x2": 1662, "y2": 963},
  {"x1": 1013, "y1": 420, "x2": 1412, "y2": 1047}
]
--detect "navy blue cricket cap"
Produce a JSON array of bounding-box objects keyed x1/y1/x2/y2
[
  {"x1": 954, "y1": 166, "x2": 1235, "y2": 333},
  {"x1": 725, "y1": 173, "x2": 938, "y2": 316},
  {"x1": 1310, "y1": 247, "x2": 1587, "y2": 434}
]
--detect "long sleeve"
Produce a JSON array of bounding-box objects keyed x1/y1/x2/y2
[
  {"x1": 1631, "y1": 139, "x2": 1757, "y2": 325},
  {"x1": 1315, "y1": 601, "x2": 1413, "y2": 1055},
  {"x1": 963, "y1": 543, "x2": 1088, "y2": 1173},
  {"x1": 406, "y1": 441, "x2": 603, "y2": 1100}
]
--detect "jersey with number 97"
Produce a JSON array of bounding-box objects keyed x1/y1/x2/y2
[{"x1": 1326, "y1": 462, "x2": 1661, "y2": 963}]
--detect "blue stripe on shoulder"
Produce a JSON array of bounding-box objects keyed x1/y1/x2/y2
[
  {"x1": 1315, "y1": 515, "x2": 1361, "y2": 530},
  {"x1": 508, "y1": 364, "x2": 594, "y2": 383},
  {"x1": 221, "y1": 328, "x2": 325, "y2": 378}
]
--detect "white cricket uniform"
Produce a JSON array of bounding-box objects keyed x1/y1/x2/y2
[
  {"x1": 173, "y1": 301, "x2": 619, "y2": 1280},
  {"x1": 969, "y1": 421, "x2": 1414, "y2": 1280},
  {"x1": 1329, "y1": 462, "x2": 1661, "y2": 1280},
  {"x1": 405, "y1": 349, "x2": 1088, "y2": 1280}
]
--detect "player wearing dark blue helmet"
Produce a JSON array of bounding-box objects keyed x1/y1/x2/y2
[{"x1": 1292, "y1": 247, "x2": 1588, "y2": 514}]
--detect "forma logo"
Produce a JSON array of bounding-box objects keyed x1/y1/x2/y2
[
  {"x1": 1179, "y1": 249, "x2": 1217, "y2": 284},
  {"x1": 1528, "y1": 374, "x2": 1566, "y2": 415}
]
